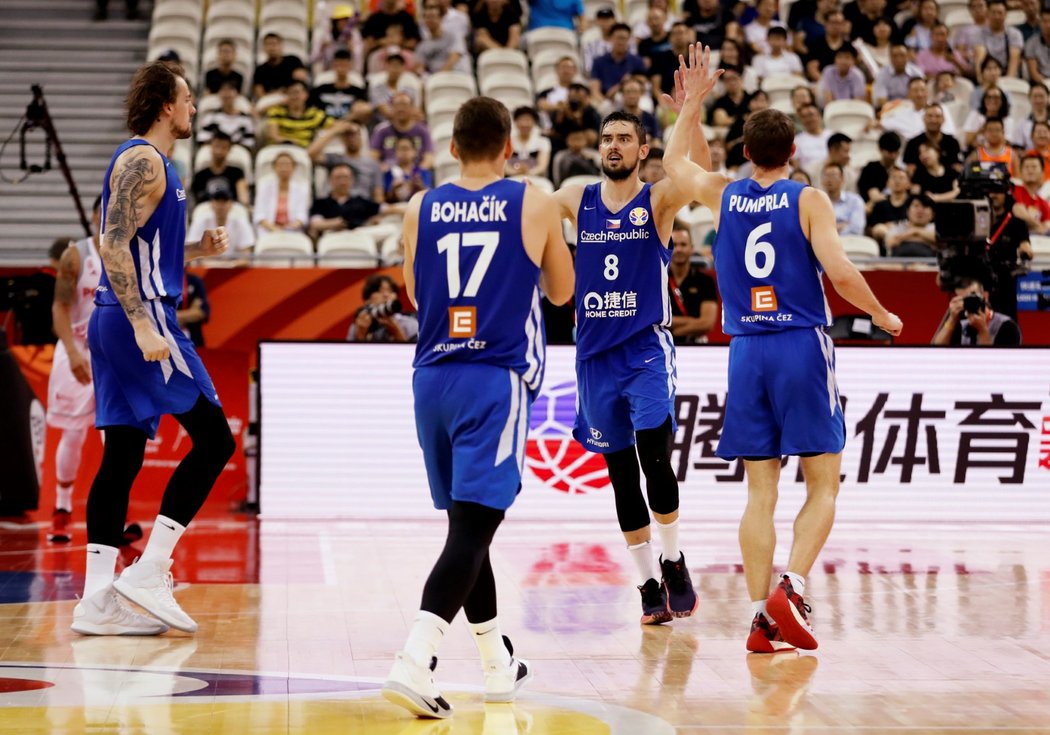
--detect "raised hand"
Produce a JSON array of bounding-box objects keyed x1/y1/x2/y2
[
  {"x1": 659, "y1": 68, "x2": 687, "y2": 114},
  {"x1": 678, "y1": 43, "x2": 723, "y2": 101}
]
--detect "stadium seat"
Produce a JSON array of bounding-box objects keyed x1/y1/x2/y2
[
  {"x1": 824, "y1": 99, "x2": 876, "y2": 139},
  {"x1": 560, "y1": 175, "x2": 603, "y2": 189},
  {"x1": 430, "y1": 121, "x2": 455, "y2": 154},
  {"x1": 317, "y1": 230, "x2": 379, "y2": 266},
  {"x1": 206, "y1": 0, "x2": 254, "y2": 25},
  {"x1": 193, "y1": 143, "x2": 254, "y2": 183},
  {"x1": 840, "y1": 235, "x2": 881, "y2": 260},
  {"x1": 762, "y1": 74, "x2": 808, "y2": 108},
  {"x1": 625, "y1": 0, "x2": 649, "y2": 25},
  {"x1": 260, "y1": 0, "x2": 308, "y2": 26},
  {"x1": 257, "y1": 23, "x2": 309, "y2": 61},
  {"x1": 479, "y1": 72, "x2": 534, "y2": 111},
  {"x1": 255, "y1": 230, "x2": 315, "y2": 267},
  {"x1": 426, "y1": 97, "x2": 462, "y2": 129},
  {"x1": 189, "y1": 201, "x2": 251, "y2": 234},
  {"x1": 510, "y1": 175, "x2": 555, "y2": 193},
  {"x1": 313, "y1": 69, "x2": 367, "y2": 89},
  {"x1": 255, "y1": 144, "x2": 312, "y2": 185},
  {"x1": 153, "y1": 0, "x2": 202, "y2": 27},
  {"x1": 944, "y1": 8, "x2": 972, "y2": 34},
  {"x1": 149, "y1": 17, "x2": 201, "y2": 48},
  {"x1": 849, "y1": 137, "x2": 881, "y2": 169},
  {"x1": 1029, "y1": 233, "x2": 1050, "y2": 261},
  {"x1": 948, "y1": 75, "x2": 974, "y2": 104},
  {"x1": 1005, "y1": 8, "x2": 1025, "y2": 25},
  {"x1": 677, "y1": 205, "x2": 715, "y2": 249},
  {"x1": 998, "y1": 77, "x2": 1030, "y2": 98},
  {"x1": 529, "y1": 48, "x2": 579, "y2": 87},
  {"x1": 524, "y1": 28, "x2": 578, "y2": 58},
  {"x1": 425, "y1": 71, "x2": 477, "y2": 100},
  {"x1": 149, "y1": 42, "x2": 199, "y2": 85},
  {"x1": 380, "y1": 231, "x2": 403, "y2": 266},
  {"x1": 937, "y1": 0, "x2": 970, "y2": 15},
  {"x1": 203, "y1": 19, "x2": 254, "y2": 52},
  {"x1": 434, "y1": 150, "x2": 460, "y2": 186},
  {"x1": 195, "y1": 93, "x2": 252, "y2": 118},
  {"x1": 477, "y1": 48, "x2": 529, "y2": 80}
]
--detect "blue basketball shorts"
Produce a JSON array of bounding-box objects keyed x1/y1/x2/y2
[
  {"x1": 88, "y1": 301, "x2": 221, "y2": 439},
  {"x1": 413, "y1": 363, "x2": 534, "y2": 511},
  {"x1": 717, "y1": 327, "x2": 845, "y2": 460},
  {"x1": 573, "y1": 326, "x2": 677, "y2": 455}
]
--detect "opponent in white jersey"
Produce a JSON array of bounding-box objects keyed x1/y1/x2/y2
[{"x1": 46, "y1": 197, "x2": 102, "y2": 543}]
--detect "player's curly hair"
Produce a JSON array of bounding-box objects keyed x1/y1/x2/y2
[{"x1": 126, "y1": 61, "x2": 185, "y2": 136}]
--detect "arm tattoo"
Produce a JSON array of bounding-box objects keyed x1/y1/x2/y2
[{"x1": 100, "y1": 149, "x2": 159, "y2": 323}]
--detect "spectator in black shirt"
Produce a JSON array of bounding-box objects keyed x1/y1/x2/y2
[
  {"x1": 903, "y1": 104, "x2": 963, "y2": 173},
  {"x1": 858, "y1": 131, "x2": 903, "y2": 202},
  {"x1": 204, "y1": 39, "x2": 245, "y2": 95},
  {"x1": 804, "y1": 11, "x2": 855, "y2": 82},
  {"x1": 867, "y1": 166, "x2": 912, "y2": 245},
  {"x1": 190, "y1": 132, "x2": 249, "y2": 206},
  {"x1": 844, "y1": 0, "x2": 898, "y2": 46},
  {"x1": 638, "y1": 7, "x2": 672, "y2": 67},
  {"x1": 177, "y1": 273, "x2": 210, "y2": 348},
  {"x1": 551, "y1": 82, "x2": 602, "y2": 150},
  {"x1": 253, "y1": 33, "x2": 308, "y2": 99},
  {"x1": 362, "y1": 0, "x2": 421, "y2": 57},
  {"x1": 310, "y1": 49, "x2": 371, "y2": 121},
  {"x1": 667, "y1": 228, "x2": 718, "y2": 345},
  {"x1": 650, "y1": 22, "x2": 694, "y2": 100},
  {"x1": 911, "y1": 141, "x2": 960, "y2": 200},
  {"x1": 709, "y1": 67, "x2": 750, "y2": 128},
  {"x1": 684, "y1": 0, "x2": 737, "y2": 50},
  {"x1": 309, "y1": 163, "x2": 397, "y2": 240},
  {"x1": 471, "y1": 0, "x2": 523, "y2": 52}
]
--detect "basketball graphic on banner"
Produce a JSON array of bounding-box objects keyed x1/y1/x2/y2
[{"x1": 526, "y1": 381, "x2": 611, "y2": 494}]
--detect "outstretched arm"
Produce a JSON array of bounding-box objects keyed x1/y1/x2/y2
[{"x1": 660, "y1": 67, "x2": 712, "y2": 170}]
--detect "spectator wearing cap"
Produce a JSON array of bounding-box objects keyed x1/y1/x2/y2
[
  {"x1": 416, "y1": 2, "x2": 470, "y2": 73},
  {"x1": 253, "y1": 33, "x2": 308, "y2": 100},
  {"x1": 255, "y1": 152, "x2": 311, "y2": 235},
  {"x1": 308, "y1": 120, "x2": 385, "y2": 201},
  {"x1": 471, "y1": 0, "x2": 523, "y2": 52},
  {"x1": 368, "y1": 51, "x2": 421, "y2": 115},
  {"x1": 309, "y1": 163, "x2": 400, "y2": 240},
  {"x1": 582, "y1": 7, "x2": 620, "y2": 75},
  {"x1": 820, "y1": 45, "x2": 867, "y2": 104},
  {"x1": 507, "y1": 107, "x2": 552, "y2": 177},
  {"x1": 204, "y1": 39, "x2": 245, "y2": 95},
  {"x1": 859, "y1": 131, "x2": 903, "y2": 202},
  {"x1": 551, "y1": 81, "x2": 602, "y2": 149},
  {"x1": 197, "y1": 82, "x2": 256, "y2": 151},
  {"x1": 310, "y1": 49, "x2": 372, "y2": 122},
  {"x1": 873, "y1": 44, "x2": 926, "y2": 110},
  {"x1": 751, "y1": 27, "x2": 804, "y2": 78},
  {"x1": 361, "y1": 0, "x2": 421, "y2": 58},
  {"x1": 527, "y1": 0, "x2": 583, "y2": 32},
  {"x1": 191, "y1": 131, "x2": 250, "y2": 206},
  {"x1": 188, "y1": 180, "x2": 256, "y2": 258},
  {"x1": 264, "y1": 80, "x2": 332, "y2": 148},
  {"x1": 370, "y1": 92, "x2": 434, "y2": 170},
  {"x1": 311, "y1": 4, "x2": 364, "y2": 73},
  {"x1": 590, "y1": 23, "x2": 647, "y2": 103}
]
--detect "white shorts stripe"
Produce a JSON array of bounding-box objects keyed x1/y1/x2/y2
[
  {"x1": 137, "y1": 236, "x2": 158, "y2": 300},
  {"x1": 150, "y1": 301, "x2": 193, "y2": 380},
  {"x1": 814, "y1": 328, "x2": 837, "y2": 415},
  {"x1": 495, "y1": 370, "x2": 521, "y2": 466},
  {"x1": 147, "y1": 301, "x2": 173, "y2": 384},
  {"x1": 150, "y1": 230, "x2": 167, "y2": 297},
  {"x1": 654, "y1": 325, "x2": 676, "y2": 398}
]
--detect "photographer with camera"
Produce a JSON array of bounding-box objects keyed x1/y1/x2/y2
[
  {"x1": 984, "y1": 185, "x2": 1034, "y2": 318},
  {"x1": 932, "y1": 277, "x2": 1021, "y2": 344},
  {"x1": 347, "y1": 273, "x2": 418, "y2": 343}
]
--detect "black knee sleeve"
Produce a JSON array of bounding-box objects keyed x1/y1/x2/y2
[
  {"x1": 605, "y1": 446, "x2": 651, "y2": 533},
  {"x1": 637, "y1": 418, "x2": 679, "y2": 515},
  {"x1": 159, "y1": 395, "x2": 236, "y2": 527},
  {"x1": 421, "y1": 501, "x2": 504, "y2": 623},
  {"x1": 87, "y1": 426, "x2": 148, "y2": 547}
]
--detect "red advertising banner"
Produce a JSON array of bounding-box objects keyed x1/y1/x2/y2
[{"x1": 11, "y1": 346, "x2": 249, "y2": 522}]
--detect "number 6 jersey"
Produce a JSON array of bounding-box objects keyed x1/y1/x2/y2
[
  {"x1": 413, "y1": 178, "x2": 546, "y2": 390},
  {"x1": 574, "y1": 182, "x2": 671, "y2": 360},
  {"x1": 714, "y1": 178, "x2": 832, "y2": 336}
]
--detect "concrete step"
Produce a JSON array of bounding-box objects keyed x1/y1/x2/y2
[
  {"x1": 0, "y1": 36, "x2": 145, "y2": 53},
  {"x1": 0, "y1": 19, "x2": 149, "y2": 37},
  {"x1": 0, "y1": 59, "x2": 145, "y2": 75},
  {"x1": 0, "y1": 48, "x2": 146, "y2": 65},
  {"x1": 0, "y1": 82, "x2": 130, "y2": 97}
]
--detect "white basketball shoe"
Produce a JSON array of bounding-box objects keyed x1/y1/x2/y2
[
  {"x1": 113, "y1": 557, "x2": 197, "y2": 633},
  {"x1": 483, "y1": 636, "x2": 533, "y2": 703},
  {"x1": 383, "y1": 652, "x2": 453, "y2": 719},
  {"x1": 71, "y1": 586, "x2": 169, "y2": 636}
]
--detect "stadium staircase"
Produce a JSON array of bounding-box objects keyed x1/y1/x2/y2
[{"x1": 0, "y1": 0, "x2": 151, "y2": 262}]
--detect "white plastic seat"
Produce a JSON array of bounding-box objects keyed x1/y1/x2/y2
[
  {"x1": 193, "y1": 143, "x2": 254, "y2": 183},
  {"x1": 762, "y1": 74, "x2": 809, "y2": 108},
  {"x1": 677, "y1": 206, "x2": 715, "y2": 248},
  {"x1": 1029, "y1": 233, "x2": 1050, "y2": 261},
  {"x1": 255, "y1": 144, "x2": 312, "y2": 185},
  {"x1": 824, "y1": 99, "x2": 876, "y2": 139},
  {"x1": 153, "y1": 0, "x2": 202, "y2": 27},
  {"x1": 477, "y1": 48, "x2": 529, "y2": 80},
  {"x1": 380, "y1": 231, "x2": 404, "y2": 266},
  {"x1": 434, "y1": 151, "x2": 461, "y2": 186},
  {"x1": 524, "y1": 28, "x2": 578, "y2": 58},
  {"x1": 313, "y1": 69, "x2": 367, "y2": 88},
  {"x1": 203, "y1": 18, "x2": 254, "y2": 50},
  {"x1": 254, "y1": 230, "x2": 315, "y2": 267},
  {"x1": 840, "y1": 235, "x2": 881, "y2": 260},
  {"x1": 998, "y1": 77, "x2": 1030, "y2": 98},
  {"x1": 478, "y1": 72, "x2": 534, "y2": 109},
  {"x1": 194, "y1": 93, "x2": 252, "y2": 118},
  {"x1": 848, "y1": 137, "x2": 882, "y2": 169},
  {"x1": 430, "y1": 120, "x2": 455, "y2": 153},
  {"x1": 206, "y1": 0, "x2": 254, "y2": 24},
  {"x1": 316, "y1": 230, "x2": 379, "y2": 266},
  {"x1": 149, "y1": 17, "x2": 201, "y2": 48},
  {"x1": 510, "y1": 175, "x2": 554, "y2": 193},
  {"x1": 427, "y1": 97, "x2": 463, "y2": 129},
  {"x1": 260, "y1": 0, "x2": 308, "y2": 26},
  {"x1": 944, "y1": 8, "x2": 972, "y2": 34}
]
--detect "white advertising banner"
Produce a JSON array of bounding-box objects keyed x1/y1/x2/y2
[{"x1": 259, "y1": 343, "x2": 1050, "y2": 522}]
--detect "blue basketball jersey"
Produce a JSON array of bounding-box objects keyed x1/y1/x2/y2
[
  {"x1": 713, "y1": 178, "x2": 831, "y2": 336},
  {"x1": 413, "y1": 179, "x2": 545, "y2": 390},
  {"x1": 575, "y1": 183, "x2": 671, "y2": 360},
  {"x1": 96, "y1": 139, "x2": 188, "y2": 307}
]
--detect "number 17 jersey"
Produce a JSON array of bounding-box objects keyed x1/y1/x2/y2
[
  {"x1": 714, "y1": 178, "x2": 831, "y2": 336},
  {"x1": 413, "y1": 179, "x2": 546, "y2": 391}
]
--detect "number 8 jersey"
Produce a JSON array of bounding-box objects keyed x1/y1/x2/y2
[
  {"x1": 714, "y1": 178, "x2": 832, "y2": 336},
  {"x1": 575, "y1": 182, "x2": 671, "y2": 360},
  {"x1": 413, "y1": 179, "x2": 546, "y2": 390}
]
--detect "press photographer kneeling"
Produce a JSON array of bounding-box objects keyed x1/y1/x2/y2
[{"x1": 932, "y1": 278, "x2": 1022, "y2": 345}]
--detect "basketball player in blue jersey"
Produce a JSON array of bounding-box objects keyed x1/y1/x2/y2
[
  {"x1": 382, "y1": 97, "x2": 574, "y2": 719},
  {"x1": 552, "y1": 66, "x2": 717, "y2": 626},
  {"x1": 666, "y1": 46, "x2": 903, "y2": 653},
  {"x1": 71, "y1": 61, "x2": 236, "y2": 637}
]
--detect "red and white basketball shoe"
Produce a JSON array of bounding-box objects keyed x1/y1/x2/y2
[
  {"x1": 765, "y1": 576, "x2": 818, "y2": 650},
  {"x1": 746, "y1": 612, "x2": 797, "y2": 654}
]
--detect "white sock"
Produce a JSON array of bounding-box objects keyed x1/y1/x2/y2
[
  {"x1": 627, "y1": 539, "x2": 657, "y2": 586},
  {"x1": 785, "y1": 571, "x2": 806, "y2": 596},
  {"x1": 140, "y1": 515, "x2": 186, "y2": 563},
  {"x1": 55, "y1": 484, "x2": 74, "y2": 513},
  {"x1": 468, "y1": 618, "x2": 512, "y2": 668},
  {"x1": 655, "y1": 518, "x2": 680, "y2": 563},
  {"x1": 404, "y1": 610, "x2": 449, "y2": 669},
  {"x1": 751, "y1": 599, "x2": 769, "y2": 622},
  {"x1": 83, "y1": 544, "x2": 119, "y2": 600}
]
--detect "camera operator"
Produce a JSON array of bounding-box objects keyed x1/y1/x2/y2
[
  {"x1": 932, "y1": 277, "x2": 1021, "y2": 345},
  {"x1": 984, "y1": 185, "x2": 1034, "y2": 319},
  {"x1": 347, "y1": 273, "x2": 418, "y2": 343}
]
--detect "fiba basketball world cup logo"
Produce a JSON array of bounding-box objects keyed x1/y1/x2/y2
[{"x1": 525, "y1": 381, "x2": 610, "y2": 494}]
